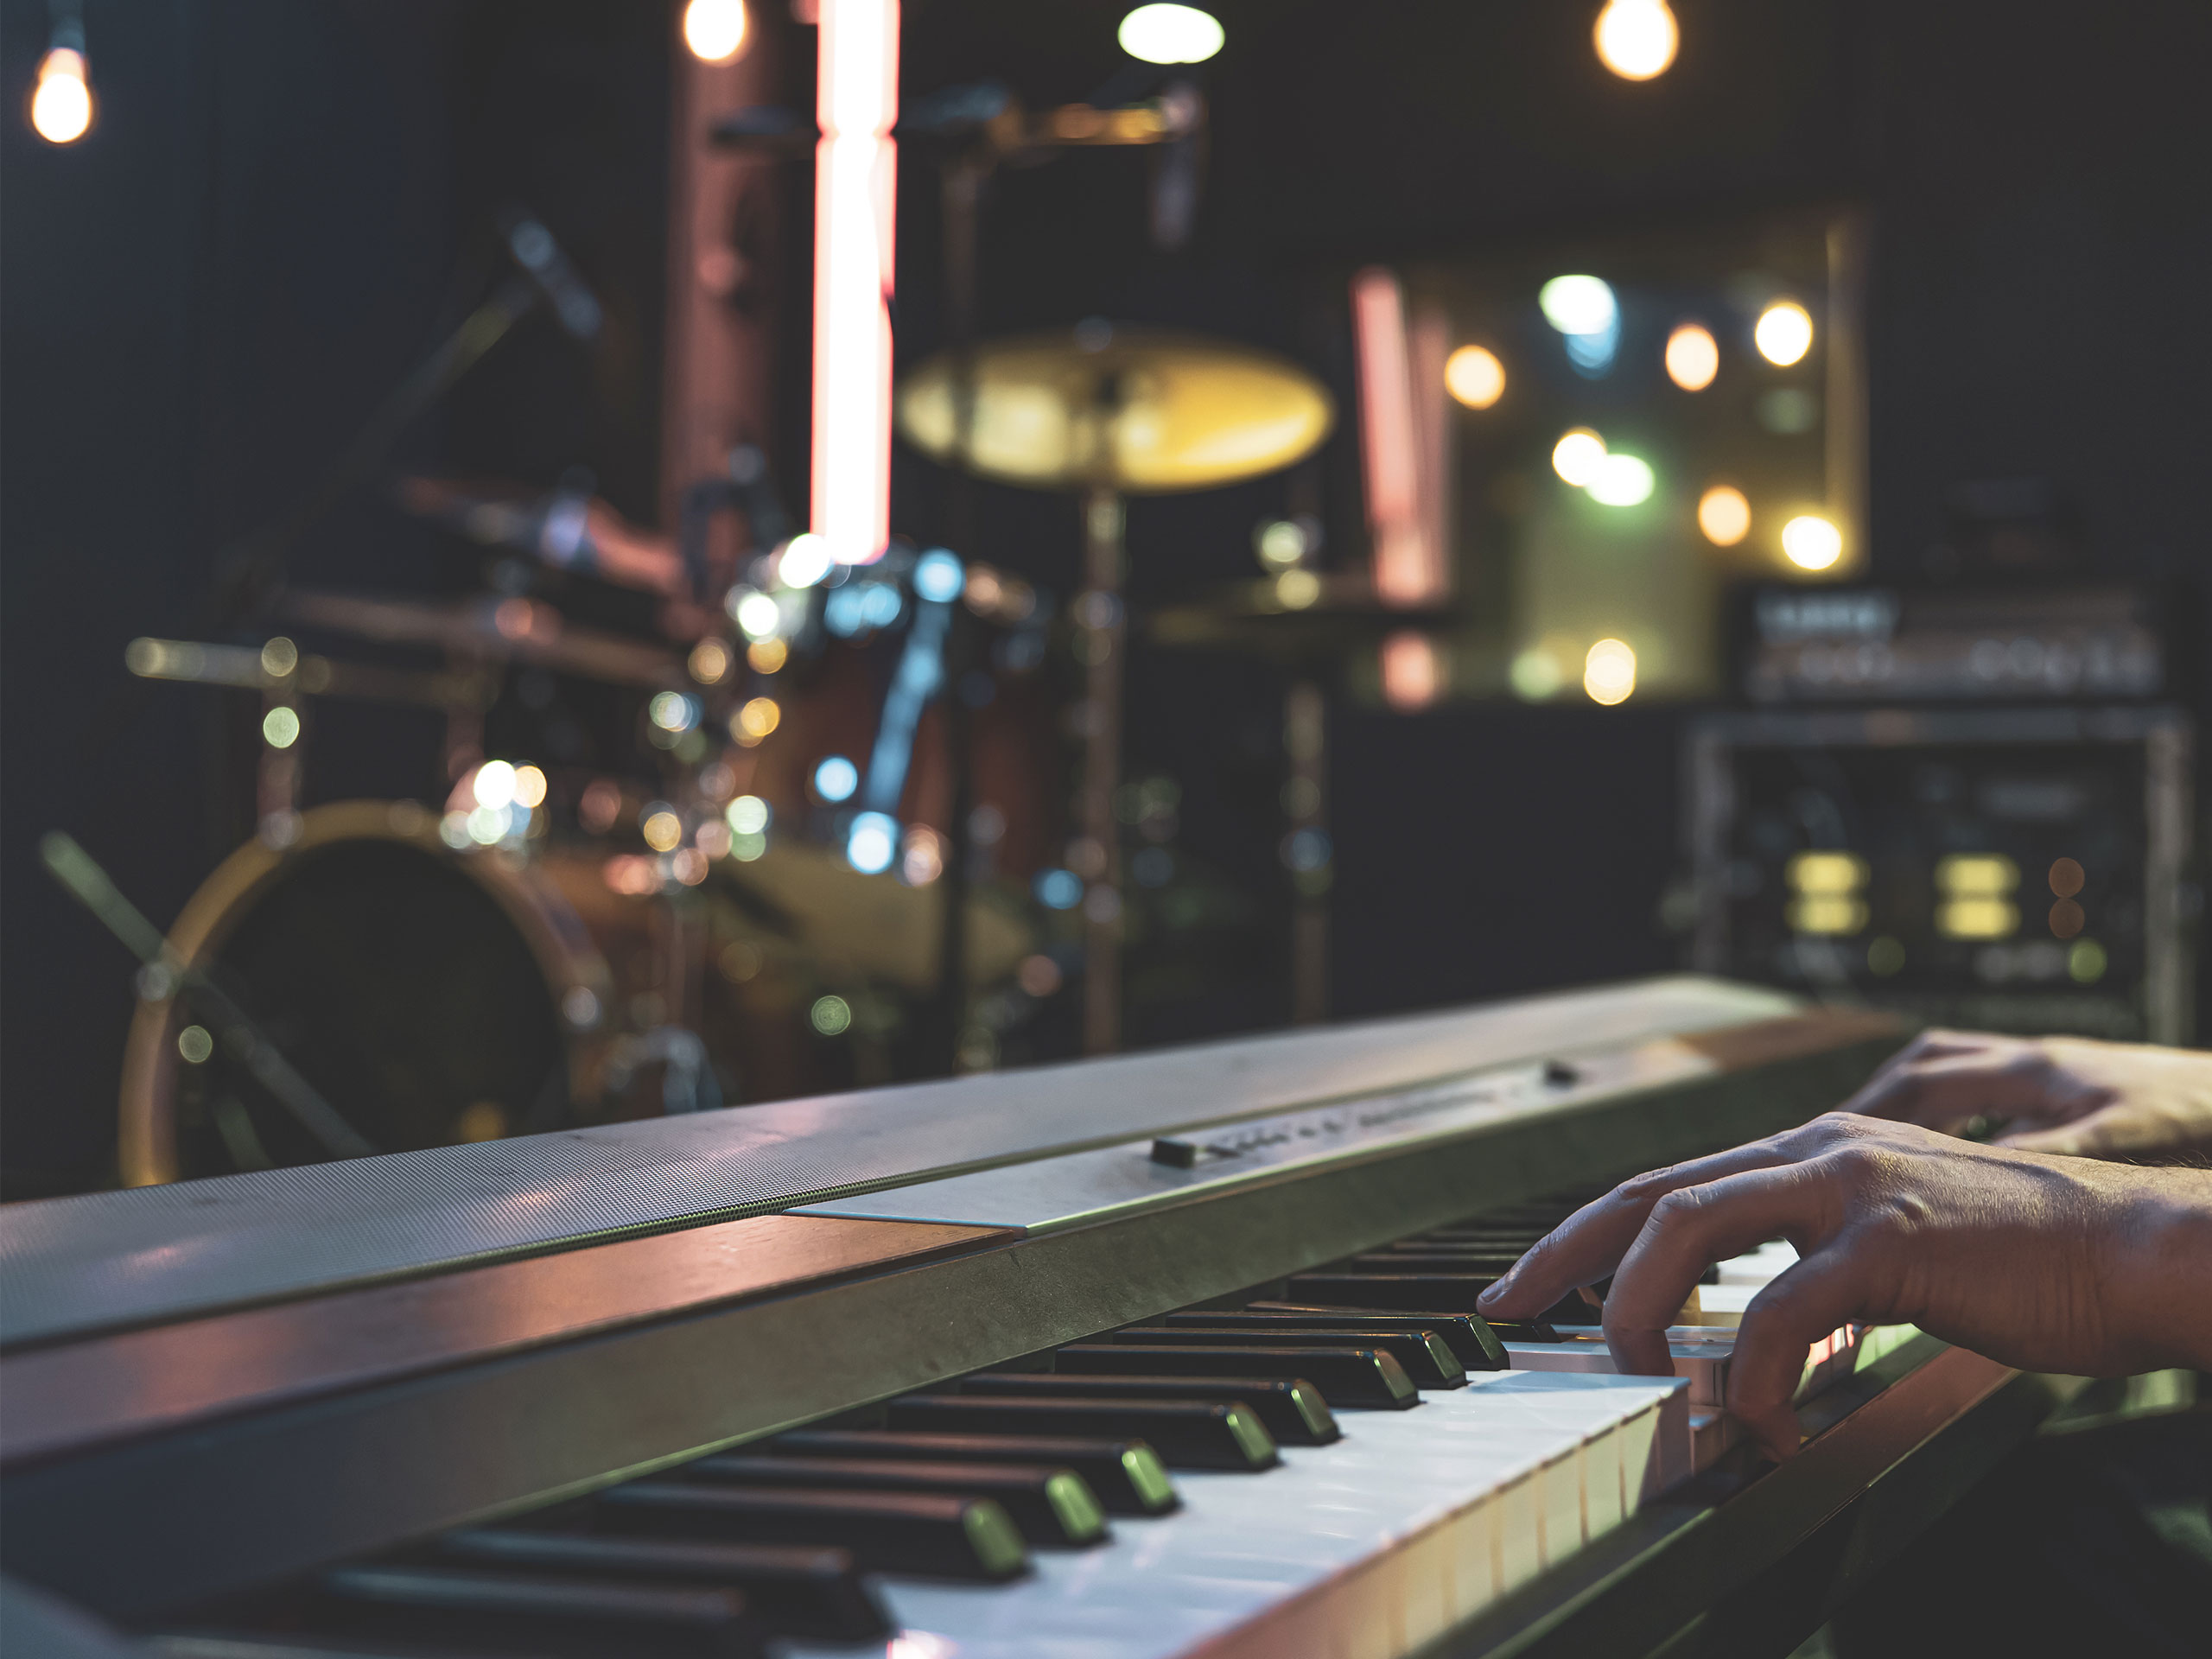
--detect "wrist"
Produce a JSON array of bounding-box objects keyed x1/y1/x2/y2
[{"x1": 2101, "y1": 1168, "x2": 2212, "y2": 1370}]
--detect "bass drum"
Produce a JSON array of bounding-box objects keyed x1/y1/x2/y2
[{"x1": 119, "y1": 801, "x2": 626, "y2": 1185}]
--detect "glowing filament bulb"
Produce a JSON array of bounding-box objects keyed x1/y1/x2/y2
[
  {"x1": 1444, "y1": 344, "x2": 1506, "y2": 409},
  {"x1": 1584, "y1": 638, "x2": 1637, "y2": 705},
  {"x1": 1782, "y1": 514, "x2": 1843, "y2": 571},
  {"x1": 31, "y1": 48, "x2": 92, "y2": 145},
  {"x1": 1118, "y1": 4, "x2": 1224, "y2": 65},
  {"x1": 1698, "y1": 486, "x2": 1751, "y2": 546},
  {"x1": 1594, "y1": 0, "x2": 1679, "y2": 81},
  {"x1": 1664, "y1": 323, "x2": 1719, "y2": 391},
  {"x1": 1755, "y1": 301, "x2": 1815, "y2": 366},
  {"x1": 1552, "y1": 428, "x2": 1607, "y2": 486},
  {"x1": 683, "y1": 0, "x2": 750, "y2": 62}
]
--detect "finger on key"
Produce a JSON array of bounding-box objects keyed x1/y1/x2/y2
[
  {"x1": 1477, "y1": 1136, "x2": 1801, "y2": 1321},
  {"x1": 1840, "y1": 1044, "x2": 2061, "y2": 1131},
  {"x1": 1831, "y1": 1031, "x2": 1980, "y2": 1110},
  {"x1": 1725, "y1": 1246, "x2": 1869, "y2": 1461},
  {"x1": 1998, "y1": 1102, "x2": 2142, "y2": 1158},
  {"x1": 1598, "y1": 1166, "x2": 1839, "y2": 1379}
]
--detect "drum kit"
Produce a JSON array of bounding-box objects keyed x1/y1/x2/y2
[{"x1": 64, "y1": 158, "x2": 1345, "y2": 1181}]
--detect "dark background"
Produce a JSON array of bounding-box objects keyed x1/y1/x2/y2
[{"x1": 5, "y1": 0, "x2": 2209, "y2": 1197}]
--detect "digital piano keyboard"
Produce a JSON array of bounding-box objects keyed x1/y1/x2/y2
[{"x1": 0, "y1": 977, "x2": 2095, "y2": 1658}]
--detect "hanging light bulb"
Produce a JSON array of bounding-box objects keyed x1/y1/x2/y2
[
  {"x1": 1118, "y1": 5, "x2": 1224, "y2": 65},
  {"x1": 683, "y1": 0, "x2": 751, "y2": 63},
  {"x1": 30, "y1": 38, "x2": 93, "y2": 145},
  {"x1": 1594, "y1": 0, "x2": 1679, "y2": 81}
]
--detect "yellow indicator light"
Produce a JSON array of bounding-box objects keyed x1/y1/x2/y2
[
  {"x1": 1788, "y1": 895, "x2": 1867, "y2": 936},
  {"x1": 1936, "y1": 854, "x2": 2018, "y2": 896},
  {"x1": 1786, "y1": 851, "x2": 1867, "y2": 895},
  {"x1": 1937, "y1": 898, "x2": 2018, "y2": 940}
]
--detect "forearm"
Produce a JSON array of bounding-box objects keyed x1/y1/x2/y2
[{"x1": 2102, "y1": 1166, "x2": 2212, "y2": 1371}]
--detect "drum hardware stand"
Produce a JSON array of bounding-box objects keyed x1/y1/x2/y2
[
  {"x1": 715, "y1": 84, "x2": 1205, "y2": 1064},
  {"x1": 1076, "y1": 487, "x2": 1129, "y2": 1052},
  {"x1": 1285, "y1": 678, "x2": 1329, "y2": 1024},
  {"x1": 39, "y1": 833, "x2": 373, "y2": 1160}
]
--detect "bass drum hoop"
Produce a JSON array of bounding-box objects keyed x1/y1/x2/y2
[{"x1": 118, "y1": 800, "x2": 614, "y2": 1186}]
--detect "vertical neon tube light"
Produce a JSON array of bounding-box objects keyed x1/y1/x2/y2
[
  {"x1": 1351, "y1": 267, "x2": 1446, "y2": 606},
  {"x1": 812, "y1": 0, "x2": 899, "y2": 564}
]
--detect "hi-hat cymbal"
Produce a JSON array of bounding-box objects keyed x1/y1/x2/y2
[{"x1": 897, "y1": 325, "x2": 1334, "y2": 494}]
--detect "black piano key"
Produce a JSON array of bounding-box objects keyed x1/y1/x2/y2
[
  {"x1": 429, "y1": 1529, "x2": 889, "y2": 1641},
  {"x1": 1344, "y1": 1252, "x2": 1527, "y2": 1273},
  {"x1": 955, "y1": 1372, "x2": 1340, "y2": 1446},
  {"x1": 1209, "y1": 1307, "x2": 1509, "y2": 1370},
  {"x1": 683, "y1": 1456, "x2": 1109, "y2": 1549},
  {"x1": 1287, "y1": 1273, "x2": 1496, "y2": 1312},
  {"x1": 311, "y1": 1566, "x2": 760, "y2": 1658},
  {"x1": 1249, "y1": 1299, "x2": 1563, "y2": 1344},
  {"x1": 1285, "y1": 1274, "x2": 1598, "y2": 1324},
  {"x1": 1054, "y1": 1344, "x2": 1419, "y2": 1410},
  {"x1": 1122, "y1": 1325, "x2": 1466, "y2": 1389},
  {"x1": 884, "y1": 1395, "x2": 1279, "y2": 1471},
  {"x1": 596, "y1": 1484, "x2": 1029, "y2": 1583},
  {"x1": 766, "y1": 1430, "x2": 1179, "y2": 1516},
  {"x1": 152, "y1": 1637, "x2": 486, "y2": 1659}
]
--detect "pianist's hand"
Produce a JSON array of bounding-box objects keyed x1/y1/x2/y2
[
  {"x1": 1474, "y1": 1114, "x2": 2212, "y2": 1461},
  {"x1": 1838, "y1": 1029, "x2": 2212, "y2": 1160}
]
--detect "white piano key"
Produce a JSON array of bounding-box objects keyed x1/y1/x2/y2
[
  {"x1": 784, "y1": 1371, "x2": 1686, "y2": 1659},
  {"x1": 1506, "y1": 1322, "x2": 1863, "y2": 1440},
  {"x1": 1503, "y1": 1330, "x2": 1737, "y2": 1406}
]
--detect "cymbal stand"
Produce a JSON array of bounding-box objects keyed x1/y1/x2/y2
[{"x1": 1077, "y1": 489, "x2": 1128, "y2": 1053}]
